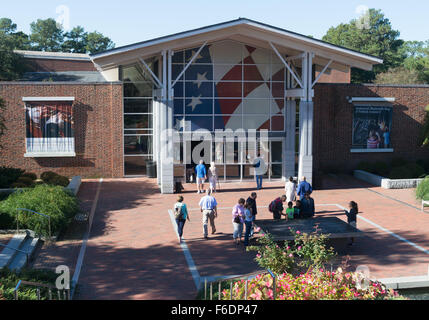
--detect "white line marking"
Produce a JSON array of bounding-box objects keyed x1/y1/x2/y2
[
  {"x1": 71, "y1": 178, "x2": 103, "y2": 298},
  {"x1": 168, "y1": 209, "x2": 201, "y2": 289},
  {"x1": 334, "y1": 204, "x2": 429, "y2": 255}
]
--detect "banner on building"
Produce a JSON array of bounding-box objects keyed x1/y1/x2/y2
[
  {"x1": 352, "y1": 105, "x2": 392, "y2": 149},
  {"x1": 25, "y1": 100, "x2": 75, "y2": 156}
]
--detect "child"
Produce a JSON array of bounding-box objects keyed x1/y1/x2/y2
[
  {"x1": 285, "y1": 202, "x2": 295, "y2": 220},
  {"x1": 294, "y1": 200, "x2": 302, "y2": 219},
  {"x1": 346, "y1": 201, "x2": 359, "y2": 246}
]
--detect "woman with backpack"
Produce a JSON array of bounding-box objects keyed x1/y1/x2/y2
[{"x1": 174, "y1": 196, "x2": 190, "y2": 243}]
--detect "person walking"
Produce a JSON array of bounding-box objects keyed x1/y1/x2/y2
[
  {"x1": 243, "y1": 202, "x2": 254, "y2": 246},
  {"x1": 301, "y1": 192, "x2": 315, "y2": 218},
  {"x1": 198, "y1": 189, "x2": 218, "y2": 239},
  {"x1": 269, "y1": 195, "x2": 287, "y2": 220},
  {"x1": 285, "y1": 177, "x2": 297, "y2": 203},
  {"x1": 345, "y1": 201, "x2": 359, "y2": 246},
  {"x1": 174, "y1": 196, "x2": 190, "y2": 243},
  {"x1": 232, "y1": 198, "x2": 246, "y2": 245},
  {"x1": 195, "y1": 160, "x2": 207, "y2": 194},
  {"x1": 297, "y1": 176, "x2": 313, "y2": 200},
  {"x1": 253, "y1": 154, "x2": 266, "y2": 190},
  {"x1": 207, "y1": 162, "x2": 218, "y2": 193},
  {"x1": 246, "y1": 192, "x2": 258, "y2": 237}
]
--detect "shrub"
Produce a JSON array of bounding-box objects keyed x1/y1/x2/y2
[
  {"x1": 40, "y1": 171, "x2": 59, "y2": 183},
  {"x1": 21, "y1": 172, "x2": 37, "y2": 181},
  {"x1": 247, "y1": 234, "x2": 295, "y2": 275},
  {"x1": 390, "y1": 158, "x2": 408, "y2": 168},
  {"x1": 16, "y1": 177, "x2": 35, "y2": 187},
  {"x1": 218, "y1": 270, "x2": 403, "y2": 300},
  {"x1": 0, "y1": 185, "x2": 80, "y2": 237},
  {"x1": 0, "y1": 268, "x2": 58, "y2": 300},
  {"x1": 47, "y1": 175, "x2": 70, "y2": 187},
  {"x1": 0, "y1": 167, "x2": 25, "y2": 188},
  {"x1": 416, "y1": 177, "x2": 429, "y2": 200},
  {"x1": 389, "y1": 163, "x2": 425, "y2": 179},
  {"x1": 356, "y1": 161, "x2": 372, "y2": 173},
  {"x1": 373, "y1": 161, "x2": 390, "y2": 176}
]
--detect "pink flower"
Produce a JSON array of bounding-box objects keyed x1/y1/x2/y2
[
  {"x1": 298, "y1": 246, "x2": 302, "y2": 251},
  {"x1": 296, "y1": 231, "x2": 301, "y2": 235},
  {"x1": 289, "y1": 254, "x2": 293, "y2": 258}
]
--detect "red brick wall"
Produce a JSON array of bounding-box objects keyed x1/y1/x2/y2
[
  {"x1": 315, "y1": 68, "x2": 351, "y2": 84},
  {"x1": 313, "y1": 84, "x2": 429, "y2": 173},
  {"x1": 25, "y1": 58, "x2": 96, "y2": 72},
  {"x1": 0, "y1": 82, "x2": 124, "y2": 178}
]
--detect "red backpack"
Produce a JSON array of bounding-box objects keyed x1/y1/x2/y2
[{"x1": 268, "y1": 198, "x2": 280, "y2": 212}]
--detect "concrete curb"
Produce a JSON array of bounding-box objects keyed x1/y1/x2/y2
[
  {"x1": 354, "y1": 170, "x2": 424, "y2": 190},
  {"x1": 379, "y1": 276, "x2": 429, "y2": 290}
]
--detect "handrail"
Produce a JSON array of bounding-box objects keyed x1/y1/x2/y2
[
  {"x1": 16, "y1": 208, "x2": 51, "y2": 241},
  {"x1": 0, "y1": 243, "x2": 29, "y2": 265},
  {"x1": 14, "y1": 280, "x2": 70, "y2": 300},
  {"x1": 203, "y1": 269, "x2": 277, "y2": 301}
]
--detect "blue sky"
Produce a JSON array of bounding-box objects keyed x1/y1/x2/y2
[{"x1": 2, "y1": 0, "x2": 428, "y2": 48}]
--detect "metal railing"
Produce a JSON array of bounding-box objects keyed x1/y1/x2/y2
[
  {"x1": 0, "y1": 243, "x2": 30, "y2": 266},
  {"x1": 16, "y1": 208, "x2": 51, "y2": 241},
  {"x1": 14, "y1": 280, "x2": 70, "y2": 300},
  {"x1": 202, "y1": 269, "x2": 277, "y2": 300}
]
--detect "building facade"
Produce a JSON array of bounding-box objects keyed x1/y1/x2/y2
[{"x1": 1, "y1": 19, "x2": 428, "y2": 194}]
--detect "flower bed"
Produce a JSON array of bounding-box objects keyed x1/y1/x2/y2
[{"x1": 220, "y1": 270, "x2": 403, "y2": 300}]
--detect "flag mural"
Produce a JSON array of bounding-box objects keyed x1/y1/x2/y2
[
  {"x1": 25, "y1": 101, "x2": 75, "y2": 155},
  {"x1": 173, "y1": 40, "x2": 286, "y2": 132}
]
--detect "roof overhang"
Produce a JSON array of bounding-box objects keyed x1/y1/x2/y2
[{"x1": 91, "y1": 18, "x2": 383, "y2": 73}]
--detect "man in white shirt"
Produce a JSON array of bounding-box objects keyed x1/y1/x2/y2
[{"x1": 198, "y1": 189, "x2": 218, "y2": 239}]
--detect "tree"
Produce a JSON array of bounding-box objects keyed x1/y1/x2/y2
[
  {"x1": 323, "y1": 9, "x2": 405, "y2": 83},
  {"x1": 62, "y1": 26, "x2": 87, "y2": 53},
  {"x1": 0, "y1": 18, "x2": 27, "y2": 80},
  {"x1": 29, "y1": 18, "x2": 64, "y2": 52},
  {"x1": 402, "y1": 40, "x2": 429, "y2": 84},
  {"x1": 84, "y1": 31, "x2": 115, "y2": 54},
  {"x1": 0, "y1": 97, "x2": 6, "y2": 149},
  {"x1": 62, "y1": 27, "x2": 115, "y2": 54},
  {"x1": 375, "y1": 66, "x2": 423, "y2": 84},
  {"x1": 422, "y1": 105, "x2": 429, "y2": 148}
]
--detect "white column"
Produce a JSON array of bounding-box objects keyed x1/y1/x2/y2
[
  {"x1": 160, "y1": 50, "x2": 175, "y2": 194},
  {"x1": 298, "y1": 52, "x2": 314, "y2": 185},
  {"x1": 284, "y1": 99, "x2": 296, "y2": 179}
]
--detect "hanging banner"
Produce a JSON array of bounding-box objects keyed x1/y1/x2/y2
[
  {"x1": 25, "y1": 101, "x2": 75, "y2": 156},
  {"x1": 352, "y1": 105, "x2": 392, "y2": 149}
]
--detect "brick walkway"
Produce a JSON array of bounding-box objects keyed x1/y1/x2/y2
[{"x1": 33, "y1": 175, "x2": 429, "y2": 299}]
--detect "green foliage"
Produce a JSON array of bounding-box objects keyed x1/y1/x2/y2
[
  {"x1": 20, "y1": 172, "x2": 37, "y2": 181},
  {"x1": 294, "y1": 229, "x2": 337, "y2": 270},
  {"x1": 0, "y1": 184, "x2": 79, "y2": 236},
  {"x1": 41, "y1": 171, "x2": 69, "y2": 187},
  {"x1": 356, "y1": 161, "x2": 390, "y2": 176},
  {"x1": 322, "y1": 9, "x2": 405, "y2": 83},
  {"x1": 389, "y1": 163, "x2": 425, "y2": 179},
  {"x1": 0, "y1": 20, "x2": 27, "y2": 80},
  {"x1": 0, "y1": 268, "x2": 58, "y2": 300},
  {"x1": 15, "y1": 177, "x2": 35, "y2": 188},
  {"x1": 375, "y1": 66, "x2": 424, "y2": 85},
  {"x1": 61, "y1": 26, "x2": 115, "y2": 54},
  {"x1": 218, "y1": 271, "x2": 403, "y2": 300},
  {"x1": 416, "y1": 177, "x2": 429, "y2": 201},
  {"x1": 29, "y1": 18, "x2": 64, "y2": 52},
  {"x1": 247, "y1": 234, "x2": 295, "y2": 274},
  {"x1": 0, "y1": 167, "x2": 25, "y2": 188}
]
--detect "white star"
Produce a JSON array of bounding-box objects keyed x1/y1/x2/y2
[
  {"x1": 188, "y1": 50, "x2": 203, "y2": 62},
  {"x1": 193, "y1": 72, "x2": 208, "y2": 88},
  {"x1": 174, "y1": 118, "x2": 186, "y2": 131},
  {"x1": 187, "y1": 96, "x2": 203, "y2": 111}
]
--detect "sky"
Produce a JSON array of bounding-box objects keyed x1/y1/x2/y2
[{"x1": 2, "y1": 0, "x2": 428, "y2": 48}]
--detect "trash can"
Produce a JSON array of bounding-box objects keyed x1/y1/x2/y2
[{"x1": 146, "y1": 161, "x2": 157, "y2": 178}]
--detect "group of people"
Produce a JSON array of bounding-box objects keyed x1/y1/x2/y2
[
  {"x1": 173, "y1": 189, "x2": 259, "y2": 246},
  {"x1": 269, "y1": 176, "x2": 315, "y2": 220},
  {"x1": 174, "y1": 168, "x2": 360, "y2": 247}
]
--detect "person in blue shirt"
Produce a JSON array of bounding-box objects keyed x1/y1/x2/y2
[
  {"x1": 297, "y1": 176, "x2": 313, "y2": 200},
  {"x1": 195, "y1": 160, "x2": 207, "y2": 194}
]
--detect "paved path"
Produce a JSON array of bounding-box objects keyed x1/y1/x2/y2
[{"x1": 34, "y1": 175, "x2": 429, "y2": 299}]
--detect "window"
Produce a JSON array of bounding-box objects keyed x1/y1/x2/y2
[{"x1": 24, "y1": 98, "x2": 75, "y2": 157}]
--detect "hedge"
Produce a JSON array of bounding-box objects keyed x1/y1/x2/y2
[
  {"x1": 416, "y1": 177, "x2": 429, "y2": 201},
  {"x1": 0, "y1": 185, "x2": 80, "y2": 237}
]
